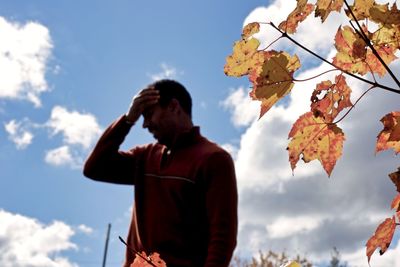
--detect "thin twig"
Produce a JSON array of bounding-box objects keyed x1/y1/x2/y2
[
  {"x1": 333, "y1": 86, "x2": 375, "y2": 124},
  {"x1": 293, "y1": 69, "x2": 338, "y2": 82}
]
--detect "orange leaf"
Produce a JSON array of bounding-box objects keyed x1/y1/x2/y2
[
  {"x1": 345, "y1": 0, "x2": 374, "y2": 20},
  {"x1": 389, "y1": 167, "x2": 400, "y2": 193},
  {"x1": 365, "y1": 44, "x2": 398, "y2": 77},
  {"x1": 279, "y1": 0, "x2": 314, "y2": 34},
  {"x1": 224, "y1": 38, "x2": 264, "y2": 77},
  {"x1": 242, "y1": 22, "x2": 260, "y2": 39},
  {"x1": 366, "y1": 217, "x2": 396, "y2": 263},
  {"x1": 249, "y1": 50, "x2": 300, "y2": 118},
  {"x1": 391, "y1": 194, "x2": 400, "y2": 211},
  {"x1": 376, "y1": 111, "x2": 400, "y2": 154},
  {"x1": 315, "y1": 0, "x2": 344, "y2": 22},
  {"x1": 310, "y1": 74, "x2": 352, "y2": 123},
  {"x1": 130, "y1": 252, "x2": 167, "y2": 267},
  {"x1": 287, "y1": 112, "x2": 345, "y2": 176}
]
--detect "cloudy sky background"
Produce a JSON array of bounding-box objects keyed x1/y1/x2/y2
[{"x1": 1, "y1": 0, "x2": 400, "y2": 266}]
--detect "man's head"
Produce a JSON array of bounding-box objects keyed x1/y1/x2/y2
[
  {"x1": 142, "y1": 79, "x2": 193, "y2": 146},
  {"x1": 151, "y1": 79, "x2": 192, "y2": 118}
]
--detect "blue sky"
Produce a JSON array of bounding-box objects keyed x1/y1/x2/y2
[{"x1": 1, "y1": 0, "x2": 400, "y2": 266}]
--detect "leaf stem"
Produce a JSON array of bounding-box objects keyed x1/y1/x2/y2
[
  {"x1": 293, "y1": 69, "x2": 338, "y2": 82},
  {"x1": 343, "y1": 0, "x2": 400, "y2": 89},
  {"x1": 268, "y1": 22, "x2": 400, "y2": 95}
]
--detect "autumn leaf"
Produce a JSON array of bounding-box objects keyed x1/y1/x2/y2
[
  {"x1": 366, "y1": 217, "x2": 396, "y2": 263},
  {"x1": 130, "y1": 252, "x2": 167, "y2": 267},
  {"x1": 376, "y1": 111, "x2": 400, "y2": 154},
  {"x1": 224, "y1": 38, "x2": 264, "y2": 77},
  {"x1": 370, "y1": 2, "x2": 400, "y2": 26},
  {"x1": 249, "y1": 50, "x2": 300, "y2": 118},
  {"x1": 242, "y1": 22, "x2": 260, "y2": 39},
  {"x1": 315, "y1": 0, "x2": 344, "y2": 22},
  {"x1": 371, "y1": 25, "x2": 400, "y2": 51},
  {"x1": 332, "y1": 26, "x2": 369, "y2": 75},
  {"x1": 365, "y1": 45, "x2": 397, "y2": 77},
  {"x1": 287, "y1": 112, "x2": 345, "y2": 176},
  {"x1": 310, "y1": 74, "x2": 352, "y2": 123},
  {"x1": 391, "y1": 194, "x2": 400, "y2": 212},
  {"x1": 280, "y1": 260, "x2": 301, "y2": 267},
  {"x1": 345, "y1": 0, "x2": 374, "y2": 20},
  {"x1": 278, "y1": 0, "x2": 314, "y2": 34},
  {"x1": 389, "y1": 167, "x2": 400, "y2": 193}
]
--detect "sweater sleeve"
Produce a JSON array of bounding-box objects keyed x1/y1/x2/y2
[
  {"x1": 83, "y1": 115, "x2": 143, "y2": 185},
  {"x1": 203, "y1": 151, "x2": 238, "y2": 267}
]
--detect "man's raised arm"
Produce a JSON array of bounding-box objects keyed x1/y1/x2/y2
[{"x1": 83, "y1": 87, "x2": 159, "y2": 184}]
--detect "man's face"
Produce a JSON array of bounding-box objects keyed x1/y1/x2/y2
[{"x1": 142, "y1": 103, "x2": 175, "y2": 145}]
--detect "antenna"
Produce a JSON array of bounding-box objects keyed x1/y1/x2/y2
[{"x1": 102, "y1": 223, "x2": 111, "y2": 267}]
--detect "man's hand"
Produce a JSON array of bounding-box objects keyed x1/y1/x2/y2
[{"x1": 125, "y1": 87, "x2": 159, "y2": 124}]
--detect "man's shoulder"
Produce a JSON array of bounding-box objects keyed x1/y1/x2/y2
[{"x1": 194, "y1": 136, "x2": 232, "y2": 159}]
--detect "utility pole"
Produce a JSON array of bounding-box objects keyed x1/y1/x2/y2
[{"x1": 102, "y1": 223, "x2": 111, "y2": 267}]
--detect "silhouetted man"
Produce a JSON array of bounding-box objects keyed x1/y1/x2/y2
[{"x1": 83, "y1": 80, "x2": 238, "y2": 267}]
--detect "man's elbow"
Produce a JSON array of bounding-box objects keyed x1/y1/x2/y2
[{"x1": 82, "y1": 158, "x2": 96, "y2": 179}]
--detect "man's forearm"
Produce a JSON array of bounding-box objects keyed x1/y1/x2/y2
[{"x1": 83, "y1": 115, "x2": 136, "y2": 185}]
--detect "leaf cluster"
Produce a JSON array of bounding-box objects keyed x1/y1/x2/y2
[{"x1": 224, "y1": 0, "x2": 400, "y2": 263}]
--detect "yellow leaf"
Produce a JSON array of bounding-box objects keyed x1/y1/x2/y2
[
  {"x1": 224, "y1": 38, "x2": 263, "y2": 77},
  {"x1": 279, "y1": 0, "x2": 314, "y2": 34},
  {"x1": 280, "y1": 260, "x2": 302, "y2": 267},
  {"x1": 242, "y1": 22, "x2": 260, "y2": 39},
  {"x1": 376, "y1": 111, "x2": 400, "y2": 154},
  {"x1": 366, "y1": 217, "x2": 396, "y2": 263},
  {"x1": 371, "y1": 25, "x2": 400, "y2": 50},
  {"x1": 249, "y1": 50, "x2": 300, "y2": 118},
  {"x1": 288, "y1": 112, "x2": 345, "y2": 176},
  {"x1": 345, "y1": 0, "x2": 374, "y2": 20},
  {"x1": 315, "y1": 0, "x2": 344, "y2": 22}
]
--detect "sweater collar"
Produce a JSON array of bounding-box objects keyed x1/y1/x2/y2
[{"x1": 163, "y1": 126, "x2": 201, "y2": 150}]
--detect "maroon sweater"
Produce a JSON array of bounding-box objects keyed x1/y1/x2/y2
[{"x1": 83, "y1": 115, "x2": 238, "y2": 267}]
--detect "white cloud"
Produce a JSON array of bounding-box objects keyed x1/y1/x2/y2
[
  {"x1": 226, "y1": 1, "x2": 400, "y2": 263},
  {"x1": 4, "y1": 119, "x2": 34, "y2": 149},
  {"x1": 0, "y1": 17, "x2": 53, "y2": 107},
  {"x1": 47, "y1": 106, "x2": 102, "y2": 149},
  {"x1": 44, "y1": 106, "x2": 102, "y2": 168},
  {"x1": 266, "y1": 216, "x2": 321, "y2": 239},
  {"x1": 44, "y1": 145, "x2": 79, "y2": 168},
  {"x1": 149, "y1": 63, "x2": 181, "y2": 81},
  {"x1": 0, "y1": 209, "x2": 78, "y2": 267},
  {"x1": 220, "y1": 86, "x2": 259, "y2": 128},
  {"x1": 76, "y1": 224, "x2": 93, "y2": 235}
]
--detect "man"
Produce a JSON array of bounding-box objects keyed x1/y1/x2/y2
[{"x1": 83, "y1": 80, "x2": 238, "y2": 267}]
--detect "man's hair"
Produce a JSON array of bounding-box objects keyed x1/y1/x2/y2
[{"x1": 151, "y1": 79, "x2": 192, "y2": 117}]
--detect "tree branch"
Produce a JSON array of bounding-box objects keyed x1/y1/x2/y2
[
  {"x1": 266, "y1": 22, "x2": 400, "y2": 95},
  {"x1": 343, "y1": 0, "x2": 400, "y2": 89}
]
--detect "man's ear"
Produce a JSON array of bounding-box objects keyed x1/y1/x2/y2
[{"x1": 168, "y1": 98, "x2": 180, "y2": 113}]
